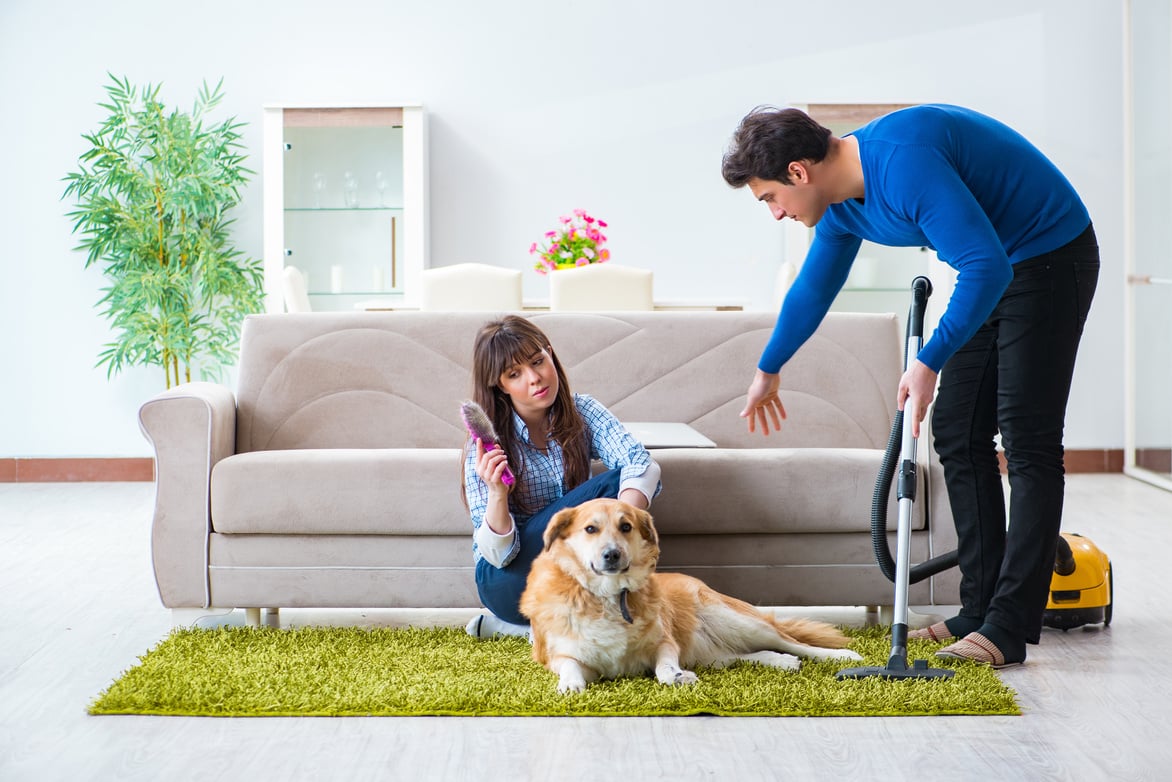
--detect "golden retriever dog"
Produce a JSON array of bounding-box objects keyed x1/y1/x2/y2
[{"x1": 520, "y1": 498, "x2": 863, "y2": 693}]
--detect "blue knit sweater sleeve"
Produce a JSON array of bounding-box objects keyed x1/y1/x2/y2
[{"x1": 757, "y1": 229, "x2": 860, "y2": 374}]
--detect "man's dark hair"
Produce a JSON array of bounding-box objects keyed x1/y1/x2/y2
[{"x1": 721, "y1": 107, "x2": 833, "y2": 188}]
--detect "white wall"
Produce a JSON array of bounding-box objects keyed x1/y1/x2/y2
[{"x1": 0, "y1": 0, "x2": 1124, "y2": 457}]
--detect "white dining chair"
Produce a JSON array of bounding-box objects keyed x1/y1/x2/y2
[
  {"x1": 420, "y1": 263, "x2": 524, "y2": 311},
  {"x1": 282, "y1": 265, "x2": 312, "y2": 313},
  {"x1": 548, "y1": 263, "x2": 654, "y2": 311}
]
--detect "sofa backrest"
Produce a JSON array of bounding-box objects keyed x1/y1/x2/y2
[{"x1": 233, "y1": 311, "x2": 901, "y2": 454}]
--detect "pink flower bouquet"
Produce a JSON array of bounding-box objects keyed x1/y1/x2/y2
[{"x1": 530, "y1": 208, "x2": 610, "y2": 274}]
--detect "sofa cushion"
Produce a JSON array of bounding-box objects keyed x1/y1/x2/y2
[
  {"x1": 649, "y1": 448, "x2": 925, "y2": 535},
  {"x1": 211, "y1": 449, "x2": 470, "y2": 535},
  {"x1": 210, "y1": 446, "x2": 922, "y2": 537}
]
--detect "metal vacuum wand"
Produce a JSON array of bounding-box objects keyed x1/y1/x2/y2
[{"x1": 837, "y1": 276, "x2": 955, "y2": 681}]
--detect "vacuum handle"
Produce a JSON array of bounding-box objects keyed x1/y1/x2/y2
[{"x1": 908, "y1": 276, "x2": 933, "y2": 340}]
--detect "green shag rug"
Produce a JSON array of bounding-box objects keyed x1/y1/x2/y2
[{"x1": 89, "y1": 625, "x2": 1019, "y2": 717}]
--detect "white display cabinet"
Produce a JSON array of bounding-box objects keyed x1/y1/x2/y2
[
  {"x1": 262, "y1": 105, "x2": 428, "y2": 312},
  {"x1": 780, "y1": 103, "x2": 955, "y2": 336}
]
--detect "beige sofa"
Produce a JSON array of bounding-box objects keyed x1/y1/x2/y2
[{"x1": 138, "y1": 311, "x2": 959, "y2": 626}]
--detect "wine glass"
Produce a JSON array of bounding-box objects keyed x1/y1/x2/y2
[
  {"x1": 343, "y1": 171, "x2": 359, "y2": 208},
  {"x1": 312, "y1": 172, "x2": 326, "y2": 208},
  {"x1": 374, "y1": 171, "x2": 387, "y2": 207}
]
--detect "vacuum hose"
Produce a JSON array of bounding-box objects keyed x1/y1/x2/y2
[{"x1": 870, "y1": 276, "x2": 959, "y2": 584}]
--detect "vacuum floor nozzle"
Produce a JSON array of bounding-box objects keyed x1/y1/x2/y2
[{"x1": 837, "y1": 657, "x2": 955, "y2": 681}]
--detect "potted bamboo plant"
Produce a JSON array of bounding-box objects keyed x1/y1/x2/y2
[{"x1": 63, "y1": 74, "x2": 264, "y2": 389}]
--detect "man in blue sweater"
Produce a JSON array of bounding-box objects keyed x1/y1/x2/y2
[{"x1": 722, "y1": 104, "x2": 1099, "y2": 667}]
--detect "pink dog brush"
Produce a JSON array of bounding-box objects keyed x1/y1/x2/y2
[{"x1": 460, "y1": 400, "x2": 515, "y2": 486}]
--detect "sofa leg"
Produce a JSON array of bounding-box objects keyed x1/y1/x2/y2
[
  {"x1": 171, "y1": 607, "x2": 233, "y2": 629},
  {"x1": 245, "y1": 607, "x2": 261, "y2": 627},
  {"x1": 906, "y1": 606, "x2": 943, "y2": 629},
  {"x1": 864, "y1": 605, "x2": 939, "y2": 628}
]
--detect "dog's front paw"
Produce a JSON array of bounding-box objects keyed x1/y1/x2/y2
[
  {"x1": 557, "y1": 673, "x2": 587, "y2": 694},
  {"x1": 554, "y1": 658, "x2": 591, "y2": 694}
]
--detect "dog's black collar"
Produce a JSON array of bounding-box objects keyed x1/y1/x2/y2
[{"x1": 619, "y1": 588, "x2": 633, "y2": 624}]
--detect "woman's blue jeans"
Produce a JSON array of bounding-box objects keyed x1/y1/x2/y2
[
  {"x1": 474, "y1": 469, "x2": 623, "y2": 625},
  {"x1": 931, "y1": 224, "x2": 1099, "y2": 644}
]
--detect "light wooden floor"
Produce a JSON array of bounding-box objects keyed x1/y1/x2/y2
[{"x1": 2, "y1": 475, "x2": 1170, "y2": 781}]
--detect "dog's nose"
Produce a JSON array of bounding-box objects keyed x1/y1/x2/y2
[{"x1": 601, "y1": 547, "x2": 622, "y2": 570}]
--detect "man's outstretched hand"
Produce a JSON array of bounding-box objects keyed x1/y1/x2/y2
[{"x1": 740, "y1": 369, "x2": 787, "y2": 436}]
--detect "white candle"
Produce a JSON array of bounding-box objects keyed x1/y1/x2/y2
[{"x1": 330, "y1": 265, "x2": 344, "y2": 293}]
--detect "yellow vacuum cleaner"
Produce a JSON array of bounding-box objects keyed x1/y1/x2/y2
[{"x1": 1042, "y1": 532, "x2": 1112, "y2": 630}]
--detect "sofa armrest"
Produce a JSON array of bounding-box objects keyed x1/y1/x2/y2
[{"x1": 138, "y1": 382, "x2": 237, "y2": 608}]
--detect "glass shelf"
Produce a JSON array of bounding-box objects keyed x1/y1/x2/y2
[{"x1": 286, "y1": 206, "x2": 405, "y2": 213}]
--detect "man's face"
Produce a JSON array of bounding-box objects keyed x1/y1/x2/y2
[{"x1": 748, "y1": 171, "x2": 826, "y2": 228}]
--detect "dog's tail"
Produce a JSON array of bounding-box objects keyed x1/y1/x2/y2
[{"x1": 769, "y1": 617, "x2": 852, "y2": 649}]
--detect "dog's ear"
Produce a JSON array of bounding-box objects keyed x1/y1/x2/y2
[
  {"x1": 543, "y1": 507, "x2": 578, "y2": 551},
  {"x1": 632, "y1": 507, "x2": 658, "y2": 547}
]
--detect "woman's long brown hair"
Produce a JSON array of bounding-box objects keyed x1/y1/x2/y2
[{"x1": 469, "y1": 316, "x2": 589, "y2": 516}]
